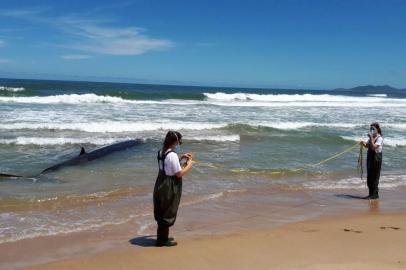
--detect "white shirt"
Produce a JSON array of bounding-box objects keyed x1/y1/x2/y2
[
  {"x1": 368, "y1": 135, "x2": 383, "y2": 153},
  {"x1": 159, "y1": 150, "x2": 182, "y2": 176}
]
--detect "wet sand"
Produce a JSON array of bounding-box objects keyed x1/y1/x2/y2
[
  {"x1": 22, "y1": 213, "x2": 406, "y2": 270},
  {"x1": 2, "y1": 184, "x2": 406, "y2": 270}
]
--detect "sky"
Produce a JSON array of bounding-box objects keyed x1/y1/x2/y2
[{"x1": 0, "y1": 0, "x2": 405, "y2": 89}]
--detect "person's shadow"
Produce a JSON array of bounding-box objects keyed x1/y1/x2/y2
[
  {"x1": 335, "y1": 194, "x2": 368, "y2": 200},
  {"x1": 129, "y1": 235, "x2": 156, "y2": 247}
]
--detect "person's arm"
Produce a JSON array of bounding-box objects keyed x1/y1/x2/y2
[
  {"x1": 175, "y1": 157, "x2": 193, "y2": 178},
  {"x1": 368, "y1": 134, "x2": 379, "y2": 151}
]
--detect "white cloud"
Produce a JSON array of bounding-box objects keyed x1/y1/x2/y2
[
  {"x1": 0, "y1": 8, "x2": 173, "y2": 56},
  {"x1": 0, "y1": 39, "x2": 5, "y2": 47},
  {"x1": 58, "y1": 19, "x2": 173, "y2": 56},
  {"x1": 61, "y1": 54, "x2": 91, "y2": 60}
]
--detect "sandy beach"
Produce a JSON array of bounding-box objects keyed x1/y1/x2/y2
[
  {"x1": 19, "y1": 212, "x2": 406, "y2": 270},
  {"x1": 1, "y1": 183, "x2": 405, "y2": 270}
]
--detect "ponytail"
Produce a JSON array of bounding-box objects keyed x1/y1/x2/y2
[{"x1": 162, "y1": 131, "x2": 182, "y2": 154}]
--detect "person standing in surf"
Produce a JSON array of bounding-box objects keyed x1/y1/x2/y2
[
  {"x1": 153, "y1": 131, "x2": 193, "y2": 247},
  {"x1": 360, "y1": 122, "x2": 383, "y2": 199}
]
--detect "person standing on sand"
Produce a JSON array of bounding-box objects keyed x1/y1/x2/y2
[
  {"x1": 360, "y1": 122, "x2": 383, "y2": 199},
  {"x1": 153, "y1": 131, "x2": 193, "y2": 247}
]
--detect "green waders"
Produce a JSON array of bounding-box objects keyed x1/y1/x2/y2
[
  {"x1": 367, "y1": 136, "x2": 382, "y2": 198},
  {"x1": 153, "y1": 150, "x2": 182, "y2": 245}
]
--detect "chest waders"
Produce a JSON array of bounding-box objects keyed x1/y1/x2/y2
[
  {"x1": 366, "y1": 136, "x2": 382, "y2": 198},
  {"x1": 153, "y1": 150, "x2": 182, "y2": 245}
]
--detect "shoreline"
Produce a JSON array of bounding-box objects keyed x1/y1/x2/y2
[
  {"x1": 21, "y1": 212, "x2": 406, "y2": 270},
  {"x1": 2, "y1": 182, "x2": 406, "y2": 270}
]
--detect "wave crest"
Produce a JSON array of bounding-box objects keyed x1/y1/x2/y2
[{"x1": 0, "y1": 86, "x2": 25, "y2": 92}]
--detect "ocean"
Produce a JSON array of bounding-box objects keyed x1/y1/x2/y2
[{"x1": 1, "y1": 78, "x2": 406, "y2": 245}]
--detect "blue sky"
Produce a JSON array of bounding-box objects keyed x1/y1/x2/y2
[{"x1": 0, "y1": 0, "x2": 405, "y2": 89}]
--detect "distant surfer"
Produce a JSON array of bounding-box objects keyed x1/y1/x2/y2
[
  {"x1": 153, "y1": 131, "x2": 193, "y2": 247},
  {"x1": 360, "y1": 122, "x2": 383, "y2": 199}
]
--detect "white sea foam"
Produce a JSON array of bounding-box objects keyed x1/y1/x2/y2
[
  {"x1": 188, "y1": 135, "x2": 240, "y2": 142},
  {"x1": 203, "y1": 92, "x2": 381, "y2": 102},
  {"x1": 0, "y1": 94, "x2": 203, "y2": 106},
  {"x1": 0, "y1": 137, "x2": 132, "y2": 146},
  {"x1": 1, "y1": 122, "x2": 227, "y2": 133},
  {"x1": 367, "y1": 93, "x2": 387, "y2": 97},
  {"x1": 0, "y1": 86, "x2": 25, "y2": 92},
  {"x1": 240, "y1": 122, "x2": 406, "y2": 131},
  {"x1": 0, "y1": 93, "x2": 151, "y2": 104},
  {"x1": 257, "y1": 122, "x2": 360, "y2": 130},
  {"x1": 0, "y1": 134, "x2": 240, "y2": 145},
  {"x1": 340, "y1": 135, "x2": 406, "y2": 147},
  {"x1": 304, "y1": 174, "x2": 406, "y2": 190},
  {"x1": 203, "y1": 92, "x2": 406, "y2": 107},
  {"x1": 2, "y1": 121, "x2": 406, "y2": 134},
  {"x1": 1, "y1": 92, "x2": 406, "y2": 108},
  {"x1": 0, "y1": 213, "x2": 141, "y2": 244}
]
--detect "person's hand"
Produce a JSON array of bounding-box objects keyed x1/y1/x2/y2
[{"x1": 181, "y1": 153, "x2": 193, "y2": 160}]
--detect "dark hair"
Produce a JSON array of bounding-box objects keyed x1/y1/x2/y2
[
  {"x1": 370, "y1": 122, "x2": 382, "y2": 136},
  {"x1": 162, "y1": 131, "x2": 182, "y2": 154}
]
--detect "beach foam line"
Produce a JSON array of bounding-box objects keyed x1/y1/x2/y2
[
  {"x1": 188, "y1": 135, "x2": 240, "y2": 142},
  {"x1": 0, "y1": 93, "x2": 201, "y2": 105},
  {"x1": 0, "y1": 187, "x2": 145, "y2": 213},
  {"x1": 0, "y1": 213, "x2": 142, "y2": 244},
  {"x1": 0, "y1": 93, "x2": 158, "y2": 104},
  {"x1": 367, "y1": 93, "x2": 387, "y2": 97},
  {"x1": 0, "y1": 134, "x2": 240, "y2": 145},
  {"x1": 2, "y1": 121, "x2": 406, "y2": 134},
  {"x1": 1, "y1": 92, "x2": 406, "y2": 108},
  {"x1": 0, "y1": 121, "x2": 359, "y2": 133},
  {"x1": 303, "y1": 174, "x2": 406, "y2": 190},
  {"x1": 0, "y1": 122, "x2": 227, "y2": 133},
  {"x1": 203, "y1": 92, "x2": 393, "y2": 102},
  {"x1": 202, "y1": 92, "x2": 406, "y2": 107},
  {"x1": 0, "y1": 136, "x2": 135, "y2": 146},
  {"x1": 0, "y1": 86, "x2": 25, "y2": 92},
  {"x1": 229, "y1": 122, "x2": 406, "y2": 131},
  {"x1": 340, "y1": 135, "x2": 406, "y2": 147},
  {"x1": 256, "y1": 122, "x2": 361, "y2": 129}
]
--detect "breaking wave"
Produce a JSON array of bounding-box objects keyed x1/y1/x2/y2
[{"x1": 0, "y1": 86, "x2": 25, "y2": 92}]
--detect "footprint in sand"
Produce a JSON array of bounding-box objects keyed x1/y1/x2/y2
[
  {"x1": 303, "y1": 229, "x2": 320, "y2": 233},
  {"x1": 380, "y1": 226, "x2": 400, "y2": 230},
  {"x1": 343, "y1": 228, "x2": 362, "y2": 233}
]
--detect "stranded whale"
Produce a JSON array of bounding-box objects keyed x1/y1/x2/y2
[{"x1": 0, "y1": 140, "x2": 140, "y2": 179}]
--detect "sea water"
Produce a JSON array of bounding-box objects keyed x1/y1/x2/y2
[{"x1": 1, "y1": 78, "x2": 406, "y2": 244}]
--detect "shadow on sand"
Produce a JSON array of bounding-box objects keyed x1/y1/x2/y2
[
  {"x1": 335, "y1": 194, "x2": 368, "y2": 200},
  {"x1": 129, "y1": 235, "x2": 157, "y2": 247}
]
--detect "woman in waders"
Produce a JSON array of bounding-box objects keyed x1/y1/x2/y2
[
  {"x1": 153, "y1": 131, "x2": 193, "y2": 247},
  {"x1": 360, "y1": 122, "x2": 383, "y2": 199}
]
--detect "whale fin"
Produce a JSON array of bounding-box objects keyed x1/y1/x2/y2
[{"x1": 79, "y1": 147, "x2": 86, "y2": 156}]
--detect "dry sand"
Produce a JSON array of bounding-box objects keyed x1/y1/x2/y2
[{"x1": 23, "y1": 212, "x2": 406, "y2": 270}]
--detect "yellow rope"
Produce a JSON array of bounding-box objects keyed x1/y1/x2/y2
[
  {"x1": 190, "y1": 159, "x2": 224, "y2": 169},
  {"x1": 230, "y1": 142, "x2": 361, "y2": 176},
  {"x1": 193, "y1": 142, "x2": 362, "y2": 177}
]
